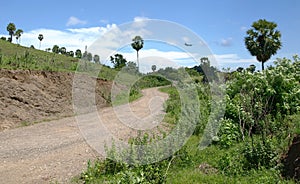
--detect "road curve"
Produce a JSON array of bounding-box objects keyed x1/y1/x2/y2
[{"x1": 0, "y1": 87, "x2": 168, "y2": 183}]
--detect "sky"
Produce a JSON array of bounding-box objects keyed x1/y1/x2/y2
[{"x1": 0, "y1": 0, "x2": 299, "y2": 72}]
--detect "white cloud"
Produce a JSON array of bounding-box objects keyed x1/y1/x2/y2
[
  {"x1": 66, "y1": 16, "x2": 87, "y2": 26},
  {"x1": 9, "y1": 26, "x2": 111, "y2": 52},
  {"x1": 220, "y1": 37, "x2": 233, "y2": 47},
  {"x1": 115, "y1": 49, "x2": 198, "y2": 73},
  {"x1": 133, "y1": 16, "x2": 150, "y2": 22},
  {"x1": 0, "y1": 16, "x2": 257, "y2": 72},
  {"x1": 208, "y1": 54, "x2": 257, "y2": 70}
]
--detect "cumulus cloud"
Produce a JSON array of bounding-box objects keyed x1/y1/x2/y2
[
  {"x1": 0, "y1": 16, "x2": 257, "y2": 72},
  {"x1": 66, "y1": 16, "x2": 87, "y2": 26},
  {"x1": 9, "y1": 26, "x2": 112, "y2": 52}
]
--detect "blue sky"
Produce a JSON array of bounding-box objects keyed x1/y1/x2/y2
[{"x1": 0, "y1": 0, "x2": 299, "y2": 72}]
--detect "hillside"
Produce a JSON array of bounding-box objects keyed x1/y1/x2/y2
[
  {"x1": 0, "y1": 39, "x2": 78, "y2": 65},
  {"x1": 0, "y1": 69, "x2": 112, "y2": 131}
]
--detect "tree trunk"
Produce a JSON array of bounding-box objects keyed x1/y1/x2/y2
[
  {"x1": 137, "y1": 51, "x2": 139, "y2": 72},
  {"x1": 262, "y1": 61, "x2": 264, "y2": 70}
]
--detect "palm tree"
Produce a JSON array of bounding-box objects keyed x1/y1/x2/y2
[
  {"x1": 131, "y1": 36, "x2": 144, "y2": 72},
  {"x1": 38, "y1": 34, "x2": 44, "y2": 49},
  {"x1": 14, "y1": 29, "x2": 23, "y2": 44},
  {"x1": 245, "y1": 19, "x2": 281, "y2": 70},
  {"x1": 6, "y1": 23, "x2": 16, "y2": 43}
]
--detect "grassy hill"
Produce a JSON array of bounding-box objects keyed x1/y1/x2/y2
[
  {"x1": 0, "y1": 40, "x2": 121, "y2": 80},
  {"x1": 0, "y1": 40, "x2": 79, "y2": 71}
]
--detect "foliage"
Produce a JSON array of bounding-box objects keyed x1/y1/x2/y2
[
  {"x1": 159, "y1": 86, "x2": 181, "y2": 124},
  {"x1": 94, "y1": 54, "x2": 100, "y2": 63},
  {"x1": 151, "y1": 64, "x2": 157, "y2": 72},
  {"x1": 224, "y1": 56, "x2": 299, "y2": 141},
  {"x1": 38, "y1": 34, "x2": 43, "y2": 49},
  {"x1": 214, "y1": 55, "x2": 300, "y2": 177},
  {"x1": 52, "y1": 45, "x2": 59, "y2": 53},
  {"x1": 242, "y1": 138, "x2": 277, "y2": 170},
  {"x1": 6, "y1": 22, "x2": 16, "y2": 42},
  {"x1": 81, "y1": 133, "x2": 191, "y2": 184},
  {"x1": 14, "y1": 29, "x2": 23, "y2": 44},
  {"x1": 245, "y1": 19, "x2": 282, "y2": 70},
  {"x1": 194, "y1": 57, "x2": 219, "y2": 83},
  {"x1": 135, "y1": 75, "x2": 171, "y2": 89},
  {"x1": 110, "y1": 53, "x2": 127, "y2": 69},
  {"x1": 75, "y1": 49, "x2": 82, "y2": 58},
  {"x1": 131, "y1": 35, "x2": 144, "y2": 71},
  {"x1": 59, "y1": 47, "x2": 66, "y2": 55},
  {"x1": 217, "y1": 118, "x2": 240, "y2": 148},
  {"x1": 0, "y1": 39, "x2": 78, "y2": 72}
]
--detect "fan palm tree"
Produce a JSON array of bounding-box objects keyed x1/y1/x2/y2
[
  {"x1": 131, "y1": 36, "x2": 144, "y2": 72},
  {"x1": 14, "y1": 29, "x2": 23, "y2": 44},
  {"x1": 6, "y1": 23, "x2": 16, "y2": 43},
  {"x1": 245, "y1": 19, "x2": 281, "y2": 70},
  {"x1": 38, "y1": 34, "x2": 44, "y2": 49}
]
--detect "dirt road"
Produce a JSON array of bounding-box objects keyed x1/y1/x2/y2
[{"x1": 0, "y1": 87, "x2": 168, "y2": 183}]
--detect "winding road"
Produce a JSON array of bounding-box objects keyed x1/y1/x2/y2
[{"x1": 0, "y1": 87, "x2": 168, "y2": 183}]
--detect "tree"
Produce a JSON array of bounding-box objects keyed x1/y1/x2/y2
[
  {"x1": 191, "y1": 57, "x2": 219, "y2": 83},
  {"x1": 131, "y1": 36, "x2": 144, "y2": 72},
  {"x1": 246, "y1": 64, "x2": 256, "y2": 73},
  {"x1": 52, "y1": 45, "x2": 59, "y2": 53},
  {"x1": 245, "y1": 19, "x2": 281, "y2": 70},
  {"x1": 94, "y1": 54, "x2": 100, "y2": 63},
  {"x1": 151, "y1": 65, "x2": 157, "y2": 72},
  {"x1": 38, "y1": 34, "x2": 44, "y2": 49},
  {"x1": 75, "y1": 49, "x2": 82, "y2": 58},
  {"x1": 59, "y1": 47, "x2": 66, "y2": 55},
  {"x1": 69, "y1": 51, "x2": 74, "y2": 57},
  {"x1": 236, "y1": 67, "x2": 244, "y2": 72},
  {"x1": 124, "y1": 61, "x2": 138, "y2": 74},
  {"x1": 7, "y1": 23, "x2": 16, "y2": 43},
  {"x1": 14, "y1": 29, "x2": 23, "y2": 44},
  {"x1": 87, "y1": 52, "x2": 93, "y2": 61},
  {"x1": 110, "y1": 53, "x2": 127, "y2": 69}
]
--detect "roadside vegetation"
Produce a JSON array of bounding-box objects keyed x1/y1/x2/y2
[
  {"x1": 1, "y1": 19, "x2": 299, "y2": 183},
  {"x1": 78, "y1": 55, "x2": 299, "y2": 184}
]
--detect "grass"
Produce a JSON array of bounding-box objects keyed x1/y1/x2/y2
[
  {"x1": 77, "y1": 82, "x2": 298, "y2": 184},
  {"x1": 0, "y1": 40, "x2": 119, "y2": 81},
  {"x1": 166, "y1": 135, "x2": 295, "y2": 184}
]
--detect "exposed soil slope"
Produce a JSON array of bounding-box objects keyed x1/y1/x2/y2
[
  {"x1": 282, "y1": 135, "x2": 300, "y2": 181},
  {"x1": 0, "y1": 69, "x2": 169, "y2": 183},
  {"x1": 0, "y1": 69, "x2": 111, "y2": 130}
]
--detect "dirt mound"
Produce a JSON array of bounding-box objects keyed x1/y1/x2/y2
[
  {"x1": 281, "y1": 135, "x2": 300, "y2": 180},
  {"x1": 0, "y1": 69, "x2": 112, "y2": 131}
]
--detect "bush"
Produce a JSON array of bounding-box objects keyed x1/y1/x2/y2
[{"x1": 242, "y1": 138, "x2": 277, "y2": 170}]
